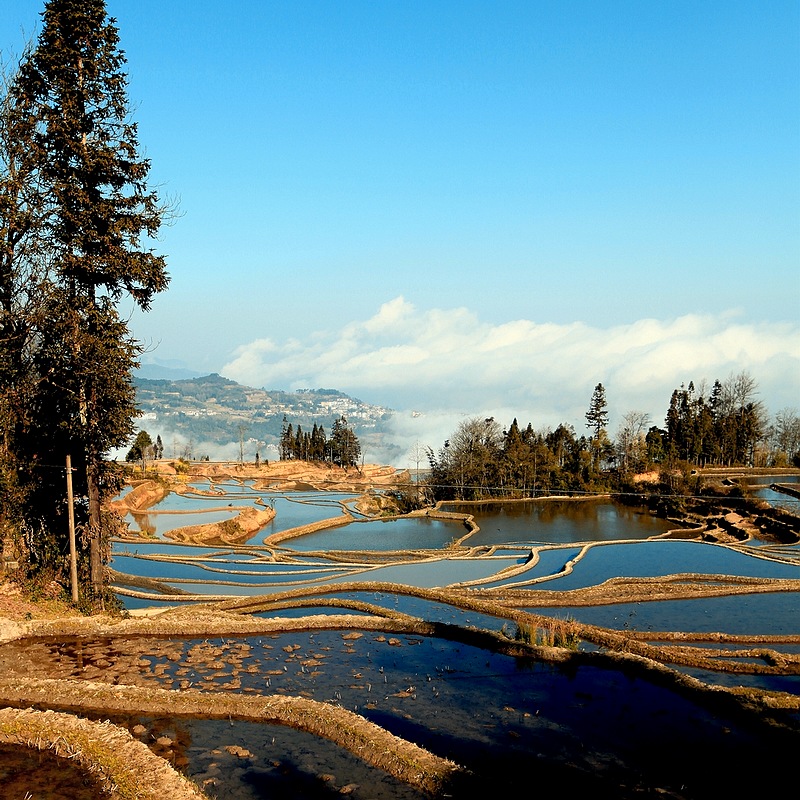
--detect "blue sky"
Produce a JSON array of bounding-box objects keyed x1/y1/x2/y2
[{"x1": 2, "y1": 1, "x2": 799, "y2": 461}]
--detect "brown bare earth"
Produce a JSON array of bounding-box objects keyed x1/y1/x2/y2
[
  {"x1": 109, "y1": 460, "x2": 407, "y2": 545},
  {"x1": 182, "y1": 459, "x2": 405, "y2": 491}
]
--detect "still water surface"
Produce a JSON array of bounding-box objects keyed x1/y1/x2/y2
[
  {"x1": 112, "y1": 485, "x2": 798, "y2": 602},
  {"x1": 53, "y1": 481, "x2": 800, "y2": 796},
  {"x1": 442, "y1": 499, "x2": 675, "y2": 544},
  {"x1": 2, "y1": 627, "x2": 794, "y2": 799}
]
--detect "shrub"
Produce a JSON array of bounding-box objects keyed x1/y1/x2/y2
[{"x1": 504, "y1": 617, "x2": 580, "y2": 650}]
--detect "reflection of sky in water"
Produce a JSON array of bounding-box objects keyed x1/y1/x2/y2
[
  {"x1": 144, "y1": 492, "x2": 253, "y2": 511},
  {"x1": 112, "y1": 488, "x2": 800, "y2": 643},
  {"x1": 119, "y1": 488, "x2": 354, "y2": 539},
  {"x1": 125, "y1": 509, "x2": 239, "y2": 537},
  {"x1": 114, "y1": 520, "x2": 797, "y2": 594},
  {"x1": 533, "y1": 591, "x2": 800, "y2": 636},
  {"x1": 105, "y1": 482, "x2": 800, "y2": 784},
  {"x1": 117, "y1": 558, "x2": 523, "y2": 596},
  {"x1": 742, "y1": 474, "x2": 800, "y2": 513},
  {"x1": 442, "y1": 500, "x2": 675, "y2": 545},
  {"x1": 112, "y1": 542, "x2": 234, "y2": 557},
  {"x1": 258, "y1": 496, "x2": 351, "y2": 536},
  {"x1": 180, "y1": 718, "x2": 423, "y2": 800},
  {"x1": 331, "y1": 591, "x2": 510, "y2": 630},
  {"x1": 678, "y1": 664, "x2": 800, "y2": 695},
  {"x1": 2, "y1": 624, "x2": 791, "y2": 797},
  {"x1": 139, "y1": 641, "x2": 800, "y2": 797},
  {"x1": 532, "y1": 540, "x2": 799, "y2": 591},
  {"x1": 250, "y1": 588, "x2": 800, "y2": 694},
  {"x1": 112, "y1": 555, "x2": 355, "y2": 585},
  {"x1": 283, "y1": 517, "x2": 460, "y2": 551},
  {"x1": 479, "y1": 546, "x2": 584, "y2": 586},
  {"x1": 159, "y1": 583, "x2": 276, "y2": 596},
  {"x1": 325, "y1": 558, "x2": 524, "y2": 588},
  {"x1": 17, "y1": 628, "x2": 778, "y2": 796},
  {"x1": 205, "y1": 480, "x2": 253, "y2": 493},
  {"x1": 750, "y1": 486, "x2": 800, "y2": 513},
  {"x1": 191, "y1": 559, "x2": 335, "y2": 573},
  {"x1": 110, "y1": 596, "x2": 195, "y2": 610},
  {"x1": 743, "y1": 475, "x2": 800, "y2": 486}
]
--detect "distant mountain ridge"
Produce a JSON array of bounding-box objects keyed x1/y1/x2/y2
[
  {"x1": 132, "y1": 373, "x2": 394, "y2": 461},
  {"x1": 135, "y1": 362, "x2": 204, "y2": 381}
]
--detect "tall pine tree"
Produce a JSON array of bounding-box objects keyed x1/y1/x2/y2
[
  {"x1": 585, "y1": 382, "x2": 610, "y2": 473},
  {"x1": 3, "y1": 0, "x2": 169, "y2": 598},
  {"x1": 585, "y1": 383, "x2": 608, "y2": 438}
]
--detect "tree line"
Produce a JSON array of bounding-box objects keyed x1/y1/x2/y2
[
  {"x1": 125, "y1": 431, "x2": 164, "y2": 470},
  {"x1": 0, "y1": 0, "x2": 168, "y2": 603},
  {"x1": 0, "y1": 2, "x2": 795, "y2": 604},
  {"x1": 279, "y1": 415, "x2": 362, "y2": 469},
  {"x1": 425, "y1": 374, "x2": 800, "y2": 502}
]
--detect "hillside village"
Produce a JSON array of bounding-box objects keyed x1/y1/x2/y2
[{"x1": 132, "y1": 373, "x2": 394, "y2": 460}]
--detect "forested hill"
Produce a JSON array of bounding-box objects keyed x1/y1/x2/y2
[{"x1": 132, "y1": 373, "x2": 393, "y2": 461}]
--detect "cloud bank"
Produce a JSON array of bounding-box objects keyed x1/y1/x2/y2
[{"x1": 222, "y1": 297, "x2": 800, "y2": 465}]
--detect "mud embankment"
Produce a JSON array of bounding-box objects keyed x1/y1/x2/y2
[
  {"x1": 110, "y1": 478, "x2": 277, "y2": 545},
  {"x1": 109, "y1": 480, "x2": 170, "y2": 513},
  {"x1": 111, "y1": 463, "x2": 409, "y2": 545},
  {"x1": 162, "y1": 505, "x2": 277, "y2": 546},
  {"x1": 0, "y1": 707, "x2": 207, "y2": 800}
]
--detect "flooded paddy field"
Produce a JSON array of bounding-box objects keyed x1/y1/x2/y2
[
  {"x1": 1, "y1": 625, "x2": 797, "y2": 798},
  {"x1": 744, "y1": 474, "x2": 800, "y2": 514},
  {"x1": 2, "y1": 472, "x2": 799, "y2": 798}
]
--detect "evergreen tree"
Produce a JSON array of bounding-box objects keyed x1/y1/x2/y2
[
  {"x1": 665, "y1": 385, "x2": 690, "y2": 460},
  {"x1": 645, "y1": 426, "x2": 666, "y2": 464},
  {"x1": 426, "y1": 415, "x2": 611, "y2": 502},
  {"x1": 662, "y1": 374, "x2": 766, "y2": 467},
  {"x1": 310, "y1": 423, "x2": 327, "y2": 461},
  {"x1": 279, "y1": 415, "x2": 290, "y2": 460},
  {"x1": 585, "y1": 382, "x2": 609, "y2": 471},
  {"x1": 502, "y1": 418, "x2": 532, "y2": 494},
  {"x1": 2, "y1": 0, "x2": 169, "y2": 596},
  {"x1": 125, "y1": 429, "x2": 152, "y2": 470},
  {"x1": 330, "y1": 416, "x2": 361, "y2": 469},
  {"x1": 694, "y1": 396, "x2": 715, "y2": 466},
  {"x1": 0, "y1": 41, "x2": 51, "y2": 549},
  {"x1": 294, "y1": 424, "x2": 304, "y2": 460},
  {"x1": 585, "y1": 383, "x2": 609, "y2": 438},
  {"x1": 282, "y1": 422, "x2": 294, "y2": 460},
  {"x1": 545, "y1": 424, "x2": 575, "y2": 469}
]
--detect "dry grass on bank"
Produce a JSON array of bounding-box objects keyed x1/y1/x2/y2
[
  {"x1": 2, "y1": 467, "x2": 798, "y2": 796},
  {"x1": 0, "y1": 707, "x2": 208, "y2": 800}
]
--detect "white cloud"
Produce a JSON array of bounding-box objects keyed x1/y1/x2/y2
[
  {"x1": 222, "y1": 298, "x2": 800, "y2": 464},
  {"x1": 361, "y1": 296, "x2": 415, "y2": 334}
]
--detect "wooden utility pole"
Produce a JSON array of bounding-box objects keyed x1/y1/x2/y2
[
  {"x1": 238, "y1": 424, "x2": 246, "y2": 465},
  {"x1": 66, "y1": 455, "x2": 79, "y2": 604}
]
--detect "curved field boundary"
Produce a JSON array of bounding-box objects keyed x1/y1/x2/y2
[
  {"x1": 262, "y1": 514, "x2": 354, "y2": 546},
  {"x1": 0, "y1": 707, "x2": 207, "y2": 800},
  {"x1": 2, "y1": 601, "x2": 799, "y2": 792},
  {"x1": 0, "y1": 677, "x2": 462, "y2": 797}
]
